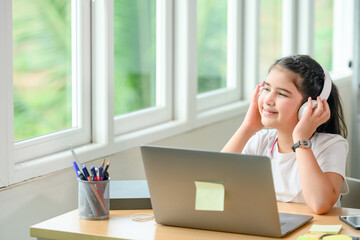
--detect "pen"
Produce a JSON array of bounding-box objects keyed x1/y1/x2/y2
[
  {"x1": 73, "y1": 161, "x2": 80, "y2": 178},
  {"x1": 98, "y1": 166, "x2": 103, "y2": 181},
  {"x1": 103, "y1": 161, "x2": 110, "y2": 180},
  {"x1": 82, "y1": 165, "x2": 91, "y2": 181},
  {"x1": 77, "y1": 170, "x2": 86, "y2": 181},
  {"x1": 90, "y1": 166, "x2": 98, "y2": 181},
  {"x1": 104, "y1": 172, "x2": 109, "y2": 181}
]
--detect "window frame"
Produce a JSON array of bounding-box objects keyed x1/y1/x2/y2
[
  {"x1": 6, "y1": 0, "x2": 92, "y2": 184},
  {"x1": 332, "y1": 0, "x2": 353, "y2": 77},
  {"x1": 0, "y1": 0, "x2": 12, "y2": 187},
  {"x1": 13, "y1": 0, "x2": 91, "y2": 165},
  {"x1": 282, "y1": 0, "x2": 353, "y2": 78}
]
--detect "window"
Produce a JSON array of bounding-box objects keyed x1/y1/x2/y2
[
  {"x1": 197, "y1": 0, "x2": 227, "y2": 94},
  {"x1": 259, "y1": 0, "x2": 282, "y2": 80},
  {"x1": 314, "y1": 0, "x2": 334, "y2": 70},
  {"x1": 197, "y1": 0, "x2": 242, "y2": 112},
  {"x1": 113, "y1": 0, "x2": 157, "y2": 116},
  {"x1": 113, "y1": 0, "x2": 172, "y2": 135},
  {"x1": 13, "y1": 0, "x2": 73, "y2": 142},
  {"x1": 7, "y1": 0, "x2": 91, "y2": 182},
  {"x1": 0, "y1": 0, "x2": 354, "y2": 186}
]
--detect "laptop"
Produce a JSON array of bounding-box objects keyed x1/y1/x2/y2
[{"x1": 141, "y1": 145, "x2": 313, "y2": 238}]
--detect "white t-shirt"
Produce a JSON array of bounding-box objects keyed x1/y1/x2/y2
[{"x1": 242, "y1": 128, "x2": 349, "y2": 206}]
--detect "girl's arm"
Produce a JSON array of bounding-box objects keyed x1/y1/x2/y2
[
  {"x1": 221, "y1": 124, "x2": 258, "y2": 152},
  {"x1": 222, "y1": 82, "x2": 264, "y2": 152},
  {"x1": 294, "y1": 148, "x2": 344, "y2": 214},
  {"x1": 293, "y1": 97, "x2": 343, "y2": 214}
]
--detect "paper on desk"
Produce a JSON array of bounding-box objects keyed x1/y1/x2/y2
[
  {"x1": 309, "y1": 224, "x2": 342, "y2": 234},
  {"x1": 194, "y1": 181, "x2": 225, "y2": 211},
  {"x1": 322, "y1": 235, "x2": 353, "y2": 240}
]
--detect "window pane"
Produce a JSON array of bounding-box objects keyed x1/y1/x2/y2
[
  {"x1": 13, "y1": 0, "x2": 72, "y2": 142},
  {"x1": 314, "y1": 0, "x2": 333, "y2": 71},
  {"x1": 259, "y1": 0, "x2": 282, "y2": 80},
  {"x1": 114, "y1": 0, "x2": 157, "y2": 116},
  {"x1": 197, "y1": 0, "x2": 227, "y2": 94}
]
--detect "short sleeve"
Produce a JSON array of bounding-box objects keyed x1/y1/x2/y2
[{"x1": 242, "y1": 133, "x2": 260, "y2": 154}]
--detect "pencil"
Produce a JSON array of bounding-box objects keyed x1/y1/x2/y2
[{"x1": 101, "y1": 159, "x2": 105, "y2": 168}]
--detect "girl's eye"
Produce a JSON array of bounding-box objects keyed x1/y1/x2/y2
[
  {"x1": 263, "y1": 87, "x2": 270, "y2": 92},
  {"x1": 279, "y1": 92, "x2": 287, "y2": 97}
]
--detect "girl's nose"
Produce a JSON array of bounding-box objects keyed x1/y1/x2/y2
[{"x1": 263, "y1": 92, "x2": 275, "y2": 105}]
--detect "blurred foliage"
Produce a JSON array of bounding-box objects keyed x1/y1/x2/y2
[
  {"x1": 197, "y1": 0, "x2": 227, "y2": 94},
  {"x1": 113, "y1": 0, "x2": 156, "y2": 116},
  {"x1": 314, "y1": 0, "x2": 333, "y2": 71},
  {"x1": 13, "y1": 0, "x2": 72, "y2": 142},
  {"x1": 259, "y1": 0, "x2": 282, "y2": 80}
]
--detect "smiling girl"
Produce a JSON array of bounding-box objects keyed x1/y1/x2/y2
[{"x1": 222, "y1": 55, "x2": 348, "y2": 214}]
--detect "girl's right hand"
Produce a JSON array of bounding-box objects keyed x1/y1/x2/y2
[
  {"x1": 241, "y1": 81, "x2": 265, "y2": 133},
  {"x1": 222, "y1": 81, "x2": 265, "y2": 153}
]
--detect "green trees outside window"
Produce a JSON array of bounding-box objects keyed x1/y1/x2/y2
[
  {"x1": 197, "y1": 0, "x2": 227, "y2": 94},
  {"x1": 314, "y1": 0, "x2": 334, "y2": 71},
  {"x1": 114, "y1": 0, "x2": 157, "y2": 116},
  {"x1": 13, "y1": 0, "x2": 72, "y2": 142}
]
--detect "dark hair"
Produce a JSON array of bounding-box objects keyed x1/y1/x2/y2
[{"x1": 269, "y1": 54, "x2": 348, "y2": 138}]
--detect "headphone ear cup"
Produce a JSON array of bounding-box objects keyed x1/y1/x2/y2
[
  {"x1": 298, "y1": 102, "x2": 308, "y2": 120},
  {"x1": 298, "y1": 100, "x2": 318, "y2": 120},
  {"x1": 257, "y1": 86, "x2": 264, "y2": 99}
]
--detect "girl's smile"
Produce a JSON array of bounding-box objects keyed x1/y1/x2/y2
[{"x1": 262, "y1": 108, "x2": 278, "y2": 117}]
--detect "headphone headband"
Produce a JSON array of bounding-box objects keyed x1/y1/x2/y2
[{"x1": 320, "y1": 66, "x2": 332, "y2": 100}]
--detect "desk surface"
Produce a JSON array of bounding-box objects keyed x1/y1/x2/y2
[{"x1": 31, "y1": 202, "x2": 360, "y2": 240}]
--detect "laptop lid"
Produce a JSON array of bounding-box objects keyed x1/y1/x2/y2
[{"x1": 141, "y1": 145, "x2": 312, "y2": 237}]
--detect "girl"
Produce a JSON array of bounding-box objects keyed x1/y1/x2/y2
[{"x1": 222, "y1": 55, "x2": 348, "y2": 214}]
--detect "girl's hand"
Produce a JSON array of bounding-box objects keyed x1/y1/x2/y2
[
  {"x1": 293, "y1": 96, "x2": 331, "y2": 141},
  {"x1": 222, "y1": 82, "x2": 265, "y2": 153},
  {"x1": 241, "y1": 82, "x2": 265, "y2": 133}
]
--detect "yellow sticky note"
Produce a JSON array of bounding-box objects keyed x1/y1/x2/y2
[
  {"x1": 303, "y1": 232, "x2": 326, "y2": 238},
  {"x1": 194, "y1": 181, "x2": 225, "y2": 211},
  {"x1": 322, "y1": 235, "x2": 353, "y2": 240},
  {"x1": 309, "y1": 224, "x2": 342, "y2": 234}
]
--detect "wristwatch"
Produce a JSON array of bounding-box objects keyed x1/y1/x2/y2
[{"x1": 292, "y1": 138, "x2": 312, "y2": 152}]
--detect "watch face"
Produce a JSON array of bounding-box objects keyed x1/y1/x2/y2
[{"x1": 301, "y1": 139, "x2": 311, "y2": 148}]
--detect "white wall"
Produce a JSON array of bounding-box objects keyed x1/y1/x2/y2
[{"x1": 0, "y1": 77, "x2": 354, "y2": 240}]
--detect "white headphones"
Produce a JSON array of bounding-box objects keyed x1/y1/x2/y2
[{"x1": 297, "y1": 66, "x2": 332, "y2": 120}]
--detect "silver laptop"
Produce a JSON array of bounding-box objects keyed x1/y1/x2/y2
[{"x1": 141, "y1": 145, "x2": 313, "y2": 238}]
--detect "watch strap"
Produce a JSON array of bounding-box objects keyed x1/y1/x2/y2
[
  {"x1": 292, "y1": 138, "x2": 311, "y2": 152},
  {"x1": 292, "y1": 141, "x2": 301, "y2": 152}
]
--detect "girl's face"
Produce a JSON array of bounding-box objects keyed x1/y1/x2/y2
[{"x1": 258, "y1": 66, "x2": 304, "y2": 133}]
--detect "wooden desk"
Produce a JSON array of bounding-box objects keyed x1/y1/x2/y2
[{"x1": 31, "y1": 202, "x2": 360, "y2": 240}]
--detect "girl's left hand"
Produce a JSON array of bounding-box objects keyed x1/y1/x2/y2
[{"x1": 292, "y1": 96, "x2": 331, "y2": 141}]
